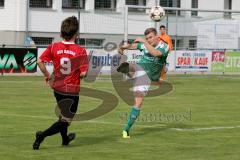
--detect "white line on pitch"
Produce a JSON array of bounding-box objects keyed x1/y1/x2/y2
[
  {"x1": 171, "y1": 126, "x2": 240, "y2": 131},
  {"x1": 1, "y1": 112, "x2": 240, "y2": 131},
  {"x1": 0, "y1": 112, "x2": 166, "y2": 128}
]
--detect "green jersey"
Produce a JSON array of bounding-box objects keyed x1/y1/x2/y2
[{"x1": 137, "y1": 41, "x2": 169, "y2": 81}]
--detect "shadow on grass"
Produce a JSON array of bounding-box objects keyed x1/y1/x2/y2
[
  {"x1": 67, "y1": 134, "x2": 120, "y2": 148},
  {"x1": 32, "y1": 135, "x2": 117, "y2": 150},
  {"x1": 32, "y1": 123, "x2": 196, "y2": 150}
]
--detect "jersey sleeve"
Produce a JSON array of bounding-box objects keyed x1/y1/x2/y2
[
  {"x1": 79, "y1": 49, "x2": 89, "y2": 73},
  {"x1": 39, "y1": 44, "x2": 53, "y2": 62},
  {"x1": 158, "y1": 48, "x2": 168, "y2": 57},
  {"x1": 137, "y1": 43, "x2": 143, "y2": 51}
]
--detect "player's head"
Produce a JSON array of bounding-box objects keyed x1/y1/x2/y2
[
  {"x1": 159, "y1": 25, "x2": 166, "y2": 35},
  {"x1": 61, "y1": 16, "x2": 79, "y2": 41},
  {"x1": 144, "y1": 28, "x2": 158, "y2": 46}
]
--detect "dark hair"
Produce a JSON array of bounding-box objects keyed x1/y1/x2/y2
[
  {"x1": 61, "y1": 16, "x2": 79, "y2": 40},
  {"x1": 144, "y1": 28, "x2": 157, "y2": 36},
  {"x1": 160, "y1": 25, "x2": 166, "y2": 29}
]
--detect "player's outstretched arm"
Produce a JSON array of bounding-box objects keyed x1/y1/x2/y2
[
  {"x1": 118, "y1": 43, "x2": 138, "y2": 55},
  {"x1": 37, "y1": 58, "x2": 50, "y2": 82},
  {"x1": 145, "y1": 42, "x2": 163, "y2": 57},
  {"x1": 134, "y1": 37, "x2": 163, "y2": 57}
]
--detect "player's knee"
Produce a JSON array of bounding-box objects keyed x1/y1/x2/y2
[{"x1": 134, "y1": 91, "x2": 145, "y2": 98}]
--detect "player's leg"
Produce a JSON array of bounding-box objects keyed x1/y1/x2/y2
[
  {"x1": 123, "y1": 92, "x2": 144, "y2": 138},
  {"x1": 55, "y1": 92, "x2": 79, "y2": 145},
  {"x1": 33, "y1": 119, "x2": 68, "y2": 150},
  {"x1": 33, "y1": 91, "x2": 79, "y2": 150},
  {"x1": 122, "y1": 65, "x2": 150, "y2": 138}
]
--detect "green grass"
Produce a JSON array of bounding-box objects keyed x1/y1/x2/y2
[{"x1": 0, "y1": 75, "x2": 240, "y2": 160}]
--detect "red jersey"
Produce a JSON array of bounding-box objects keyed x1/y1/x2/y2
[{"x1": 39, "y1": 41, "x2": 89, "y2": 94}]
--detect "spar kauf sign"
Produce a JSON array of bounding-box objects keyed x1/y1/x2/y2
[{"x1": 175, "y1": 50, "x2": 212, "y2": 72}]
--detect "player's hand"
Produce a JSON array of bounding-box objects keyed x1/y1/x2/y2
[
  {"x1": 45, "y1": 76, "x2": 50, "y2": 85},
  {"x1": 134, "y1": 37, "x2": 146, "y2": 43},
  {"x1": 44, "y1": 72, "x2": 51, "y2": 85},
  {"x1": 80, "y1": 72, "x2": 87, "y2": 79},
  {"x1": 118, "y1": 47, "x2": 124, "y2": 55},
  {"x1": 118, "y1": 43, "x2": 132, "y2": 55}
]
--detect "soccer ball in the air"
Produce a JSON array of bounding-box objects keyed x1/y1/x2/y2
[{"x1": 149, "y1": 6, "x2": 165, "y2": 22}]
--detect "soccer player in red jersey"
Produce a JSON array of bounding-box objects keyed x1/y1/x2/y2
[{"x1": 33, "y1": 16, "x2": 89, "y2": 150}]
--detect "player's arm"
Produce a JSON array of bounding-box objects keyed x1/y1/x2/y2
[
  {"x1": 37, "y1": 59, "x2": 50, "y2": 80},
  {"x1": 144, "y1": 42, "x2": 163, "y2": 57},
  {"x1": 38, "y1": 44, "x2": 53, "y2": 82},
  {"x1": 135, "y1": 37, "x2": 163, "y2": 57},
  {"x1": 79, "y1": 49, "x2": 89, "y2": 79},
  {"x1": 118, "y1": 43, "x2": 138, "y2": 55}
]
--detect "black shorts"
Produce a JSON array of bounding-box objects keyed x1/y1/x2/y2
[{"x1": 54, "y1": 91, "x2": 79, "y2": 119}]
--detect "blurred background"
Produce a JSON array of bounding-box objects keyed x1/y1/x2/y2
[{"x1": 0, "y1": 0, "x2": 240, "y2": 74}]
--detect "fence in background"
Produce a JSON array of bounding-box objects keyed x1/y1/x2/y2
[
  {"x1": 2, "y1": 1, "x2": 240, "y2": 50},
  {"x1": 1, "y1": 1, "x2": 240, "y2": 75},
  {"x1": 1, "y1": 47, "x2": 240, "y2": 76}
]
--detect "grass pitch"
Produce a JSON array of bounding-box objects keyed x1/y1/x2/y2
[{"x1": 0, "y1": 75, "x2": 240, "y2": 160}]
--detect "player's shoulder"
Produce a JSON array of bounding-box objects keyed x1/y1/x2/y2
[
  {"x1": 157, "y1": 41, "x2": 169, "y2": 51},
  {"x1": 160, "y1": 42, "x2": 170, "y2": 55},
  {"x1": 48, "y1": 42, "x2": 65, "y2": 50},
  {"x1": 52, "y1": 41, "x2": 64, "y2": 46},
  {"x1": 167, "y1": 34, "x2": 172, "y2": 37},
  {"x1": 74, "y1": 45, "x2": 87, "y2": 55},
  {"x1": 158, "y1": 40, "x2": 167, "y2": 47},
  {"x1": 166, "y1": 34, "x2": 172, "y2": 40},
  {"x1": 160, "y1": 34, "x2": 171, "y2": 41},
  {"x1": 59, "y1": 41, "x2": 87, "y2": 53},
  {"x1": 137, "y1": 42, "x2": 145, "y2": 49}
]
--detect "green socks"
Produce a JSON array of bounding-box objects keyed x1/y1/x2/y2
[{"x1": 124, "y1": 107, "x2": 140, "y2": 132}]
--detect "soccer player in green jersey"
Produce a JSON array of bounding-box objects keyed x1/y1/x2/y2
[{"x1": 118, "y1": 28, "x2": 169, "y2": 138}]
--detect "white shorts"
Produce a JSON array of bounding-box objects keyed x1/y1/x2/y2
[{"x1": 126, "y1": 64, "x2": 151, "y2": 96}]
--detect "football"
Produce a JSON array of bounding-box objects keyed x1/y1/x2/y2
[{"x1": 149, "y1": 6, "x2": 165, "y2": 22}]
